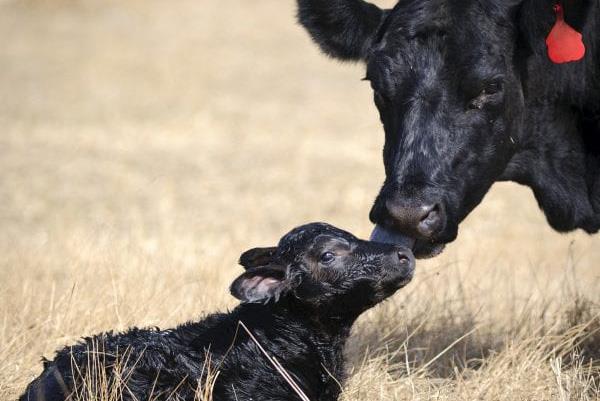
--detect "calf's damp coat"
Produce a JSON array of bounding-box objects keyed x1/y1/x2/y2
[{"x1": 20, "y1": 223, "x2": 414, "y2": 401}]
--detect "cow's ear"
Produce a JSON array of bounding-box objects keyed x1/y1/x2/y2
[
  {"x1": 297, "y1": 0, "x2": 387, "y2": 61},
  {"x1": 239, "y1": 247, "x2": 278, "y2": 269},
  {"x1": 230, "y1": 265, "x2": 292, "y2": 304}
]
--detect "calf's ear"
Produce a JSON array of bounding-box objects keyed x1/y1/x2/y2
[
  {"x1": 239, "y1": 247, "x2": 278, "y2": 269},
  {"x1": 230, "y1": 265, "x2": 292, "y2": 304}
]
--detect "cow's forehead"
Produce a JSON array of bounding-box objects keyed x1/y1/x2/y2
[
  {"x1": 380, "y1": 0, "x2": 450, "y2": 38},
  {"x1": 369, "y1": 4, "x2": 510, "y2": 83},
  {"x1": 376, "y1": 0, "x2": 510, "y2": 51}
]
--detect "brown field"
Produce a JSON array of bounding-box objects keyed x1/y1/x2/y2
[{"x1": 1, "y1": 0, "x2": 599, "y2": 400}]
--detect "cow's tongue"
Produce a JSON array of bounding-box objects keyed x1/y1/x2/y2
[
  {"x1": 370, "y1": 225, "x2": 445, "y2": 259},
  {"x1": 370, "y1": 225, "x2": 416, "y2": 249}
]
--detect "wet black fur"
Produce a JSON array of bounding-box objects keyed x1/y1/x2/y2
[
  {"x1": 297, "y1": 0, "x2": 600, "y2": 256},
  {"x1": 20, "y1": 223, "x2": 414, "y2": 401}
]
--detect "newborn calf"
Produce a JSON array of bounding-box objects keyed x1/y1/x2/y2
[{"x1": 20, "y1": 222, "x2": 415, "y2": 401}]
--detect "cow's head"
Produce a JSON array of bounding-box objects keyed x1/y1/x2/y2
[{"x1": 298, "y1": 0, "x2": 527, "y2": 257}]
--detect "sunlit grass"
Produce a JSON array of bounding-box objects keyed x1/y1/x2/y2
[{"x1": 1, "y1": 0, "x2": 599, "y2": 399}]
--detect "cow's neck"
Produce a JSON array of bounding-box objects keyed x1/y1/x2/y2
[
  {"x1": 503, "y1": 102, "x2": 600, "y2": 234},
  {"x1": 500, "y1": 0, "x2": 600, "y2": 235}
]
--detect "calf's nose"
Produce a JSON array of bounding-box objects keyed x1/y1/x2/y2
[
  {"x1": 394, "y1": 249, "x2": 412, "y2": 265},
  {"x1": 391, "y1": 247, "x2": 415, "y2": 276}
]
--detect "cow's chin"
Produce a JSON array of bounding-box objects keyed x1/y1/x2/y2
[
  {"x1": 370, "y1": 225, "x2": 445, "y2": 259},
  {"x1": 412, "y1": 240, "x2": 445, "y2": 259}
]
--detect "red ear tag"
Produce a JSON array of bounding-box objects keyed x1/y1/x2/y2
[{"x1": 546, "y1": 3, "x2": 586, "y2": 64}]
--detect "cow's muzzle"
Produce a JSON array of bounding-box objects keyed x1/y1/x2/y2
[{"x1": 369, "y1": 225, "x2": 446, "y2": 259}]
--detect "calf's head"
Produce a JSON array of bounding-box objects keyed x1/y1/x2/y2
[
  {"x1": 231, "y1": 222, "x2": 415, "y2": 318},
  {"x1": 298, "y1": 0, "x2": 527, "y2": 257}
]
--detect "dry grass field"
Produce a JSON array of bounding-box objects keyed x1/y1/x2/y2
[{"x1": 1, "y1": 0, "x2": 599, "y2": 399}]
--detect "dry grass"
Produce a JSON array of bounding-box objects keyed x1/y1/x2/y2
[{"x1": 1, "y1": 0, "x2": 599, "y2": 400}]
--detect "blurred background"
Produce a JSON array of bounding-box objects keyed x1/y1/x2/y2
[{"x1": 1, "y1": 0, "x2": 599, "y2": 399}]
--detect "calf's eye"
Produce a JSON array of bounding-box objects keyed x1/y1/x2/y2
[{"x1": 319, "y1": 252, "x2": 336, "y2": 264}]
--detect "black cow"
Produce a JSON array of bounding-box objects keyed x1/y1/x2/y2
[
  {"x1": 297, "y1": 0, "x2": 600, "y2": 257},
  {"x1": 20, "y1": 223, "x2": 414, "y2": 401}
]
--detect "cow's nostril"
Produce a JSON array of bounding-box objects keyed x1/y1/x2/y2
[
  {"x1": 417, "y1": 204, "x2": 443, "y2": 237},
  {"x1": 421, "y1": 204, "x2": 439, "y2": 223},
  {"x1": 376, "y1": 198, "x2": 445, "y2": 240}
]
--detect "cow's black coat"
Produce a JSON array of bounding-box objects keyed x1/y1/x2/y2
[
  {"x1": 20, "y1": 223, "x2": 414, "y2": 401},
  {"x1": 297, "y1": 0, "x2": 600, "y2": 257}
]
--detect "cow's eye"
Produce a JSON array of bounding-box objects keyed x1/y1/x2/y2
[
  {"x1": 319, "y1": 252, "x2": 336, "y2": 265},
  {"x1": 483, "y1": 81, "x2": 502, "y2": 95},
  {"x1": 468, "y1": 96, "x2": 485, "y2": 110},
  {"x1": 468, "y1": 81, "x2": 503, "y2": 110}
]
